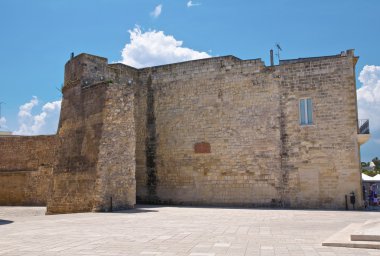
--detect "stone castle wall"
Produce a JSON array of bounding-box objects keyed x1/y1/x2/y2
[
  {"x1": 0, "y1": 50, "x2": 363, "y2": 212},
  {"x1": 0, "y1": 135, "x2": 57, "y2": 205},
  {"x1": 134, "y1": 51, "x2": 362, "y2": 208},
  {"x1": 135, "y1": 57, "x2": 284, "y2": 206}
]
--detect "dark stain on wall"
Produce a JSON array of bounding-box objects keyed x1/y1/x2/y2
[{"x1": 145, "y1": 75, "x2": 158, "y2": 200}]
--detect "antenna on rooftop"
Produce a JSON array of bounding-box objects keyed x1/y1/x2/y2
[{"x1": 275, "y1": 43, "x2": 282, "y2": 62}]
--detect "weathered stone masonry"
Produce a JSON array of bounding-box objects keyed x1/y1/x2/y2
[
  {"x1": 0, "y1": 49, "x2": 366, "y2": 213},
  {"x1": 47, "y1": 55, "x2": 137, "y2": 214},
  {"x1": 0, "y1": 136, "x2": 57, "y2": 205}
]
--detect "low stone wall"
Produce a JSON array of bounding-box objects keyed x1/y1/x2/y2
[{"x1": 0, "y1": 135, "x2": 57, "y2": 205}]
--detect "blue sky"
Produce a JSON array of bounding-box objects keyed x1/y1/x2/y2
[{"x1": 0, "y1": 0, "x2": 379, "y2": 161}]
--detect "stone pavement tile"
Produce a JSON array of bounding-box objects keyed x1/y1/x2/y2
[
  {"x1": 1, "y1": 206, "x2": 380, "y2": 256},
  {"x1": 369, "y1": 250, "x2": 380, "y2": 256}
]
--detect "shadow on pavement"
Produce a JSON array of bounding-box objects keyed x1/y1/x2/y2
[
  {"x1": 128, "y1": 204, "x2": 378, "y2": 213},
  {"x1": 112, "y1": 207, "x2": 159, "y2": 214},
  {"x1": 0, "y1": 219, "x2": 13, "y2": 225}
]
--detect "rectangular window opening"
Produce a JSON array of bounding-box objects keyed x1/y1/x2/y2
[{"x1": 299, "y1": 98, "x2": 313, "y2": 125}]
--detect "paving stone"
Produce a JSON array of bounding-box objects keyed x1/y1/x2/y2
[{"x1": 1, "y1": 205, "x2": 380, "y2": 256}]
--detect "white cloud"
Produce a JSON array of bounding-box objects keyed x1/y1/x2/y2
[
  {"x1": 14, "y1": 97, "x2": 61, "y2": 135},
  {"x1": 357, "y1": 65, "x2": 380, "y2": 134},
  {"x1": 18, "y1": 96, "x2": 38, "y2": 118},
  {"x1": 42, "y1": 100, "x2": 61, "y2": 112},
  {"x1": 187, "y1": 1, "x2": 201, "y2": 7},
  {"x1": 150, "y1": 4, "x2": 162, "y2": 18},
  {"x1": 0, "y1": 117, "x2": 6, "y2": 128},
  {"x1": 120, "y1": 26, "x2": 211, "y2": 68}
]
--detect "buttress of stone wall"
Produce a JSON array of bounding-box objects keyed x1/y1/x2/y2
[
  {"x1": 0, "y1": 135, "x2": 57, "y2": 205},
  {"x1": 279, "y1": 51, "x2": 362, "y2": 209},
  {"x1": 93, "y1": 65, "x2": 137, "y2": 211}
]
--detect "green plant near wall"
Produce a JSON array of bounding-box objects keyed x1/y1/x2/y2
[{"x1": 362, "y1": 170, "x2": 380, "y2": 177}]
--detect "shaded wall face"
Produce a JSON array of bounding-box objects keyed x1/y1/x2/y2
[
  {"x1": 136, "y1": 59, "x2": 285, "y2": 206},
  {"x1": 47, "y1": 83, "x2": 107, "y2": 214},
  {"x1": 279, "y1": 57, "x2": 362, "y2": 208},
  {"x1": 0, "y1": 136, "x2": 57, "y2": 205},
  {"x1": 47, "y1": 55, "x2": 109, "y2": 214}
]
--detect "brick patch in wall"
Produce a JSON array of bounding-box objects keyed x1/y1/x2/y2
[{"x1": 194, "y1": 142, "x2": 211, "y2": 154}]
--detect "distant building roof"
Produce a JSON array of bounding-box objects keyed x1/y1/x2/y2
[{"x1": 362, "y1": 173, "x2": 380, "y2": 182}]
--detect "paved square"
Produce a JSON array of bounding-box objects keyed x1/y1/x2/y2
[{"x1": 0, "y1": 205, "x2": 380, "y2": 255}]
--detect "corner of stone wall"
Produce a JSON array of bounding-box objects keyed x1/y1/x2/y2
[{"x1": 92, "y1": 79, "x2": 137, "y2": 212}]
